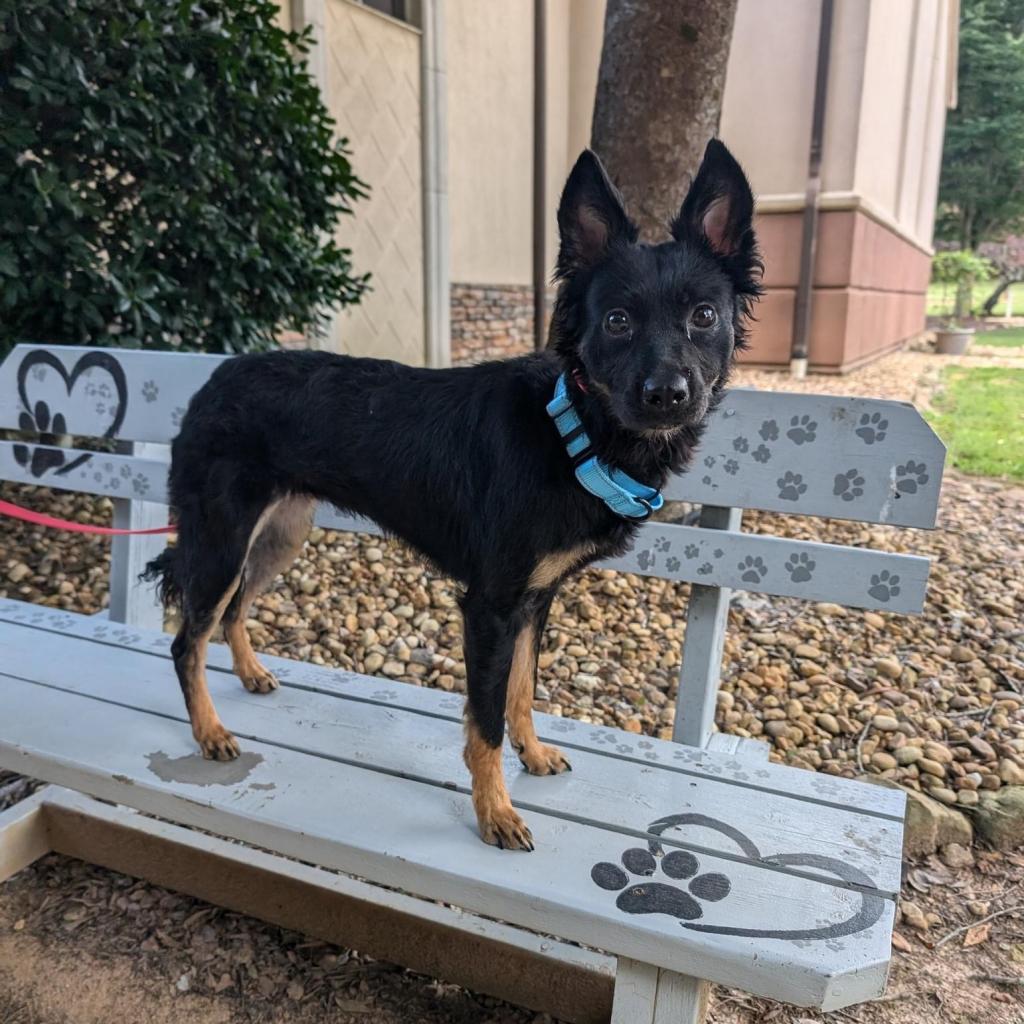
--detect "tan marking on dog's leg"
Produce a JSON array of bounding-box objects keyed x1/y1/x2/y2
[
  {"x1": 225, "y1": 496, "x2": 314, "y2": 694},
  {"x1": 464, "y1": 721, "x2": 533, "y2": 851},
  {"x1": 184, "y1": 578, "x2": 244, "y2": 760},
  {"x1": 505, "y1": 622, "x2": 571, "y2": 775},
  {"x1": 528, "y1": 543, "x2": 596, "y2": 591}
]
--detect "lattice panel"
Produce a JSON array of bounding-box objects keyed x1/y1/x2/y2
[{"x1": 324, "y1": 0, "x2": 424, "y2": 364}]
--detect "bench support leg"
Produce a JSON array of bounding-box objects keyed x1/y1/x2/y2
[
  {"x1": 108, "y1": 441, "x2": 168, "y2": 630},
  {"x1": 673, "y1": 504, "x2": 742, "y2": 748},
  {"x1": 611, "y1": 958, "x2": 710, "y2": 1024},
  {"x1": 0, "y1": 788, "x2": 51, "y2": 884}
]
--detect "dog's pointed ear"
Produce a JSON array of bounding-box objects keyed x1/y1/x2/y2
[
  {"x1": 671, "y1": 139, "x2": 755, "y2": 258},
  {"x1": 556, "y1": 150, "x2": 637, "y2": 278}
]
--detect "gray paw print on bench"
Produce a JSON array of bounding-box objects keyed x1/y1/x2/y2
[
  {"x1": 868, "y1": 570, "x2": 901, "y2": 602},
  {"x1": 777, "y1": 471, "x2": 807, "y2": 501},
  {"x1": 732, "y1": 436, "x2": 749, "y2": 453},
  {"x1": 895, "y1": 461, "x2": 929, "y2": 495},
  {"x1": 751, "y1": 443, "x2": 771, "y2": 464},
  {"x1": 738, "y1": 556, "x2": 767, "y2": 584},
  {"x1": 786, "y1": 415, "x2": 817, "y2": 445},
  {"x1": 785, "y1": 553, "x2": 815, "y2": 582},
  {"x1": 856, "y1": 413, "x2": 888, "y2": 444},
  {"x1": 833, "y1": 468, "x2": 865, "y2": 502},
  {"x1": 759, "y1": 419, "x2": 779, "y2": 442}
]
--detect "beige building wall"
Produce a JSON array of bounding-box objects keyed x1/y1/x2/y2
[{"x1": 321, "y1": 0, "x2": 425, "y2": 365}]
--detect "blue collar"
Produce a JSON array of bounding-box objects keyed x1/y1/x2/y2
[{"x1": 545, "y1": 373, "x2": 664, "y2": 521}]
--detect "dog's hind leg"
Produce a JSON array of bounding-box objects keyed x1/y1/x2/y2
[
  {"x1": 171, "y1": 496, "x2": 274, "y2": 760},
  {"x1": 222, "y1": 495, "x2": 315, "y2": 694},
  {"x1": 505, "y1": 587, "x2": 572, "y2": 776},
  {"x1": 461, "y1": 589, "x2": 535, "y2": 851}
]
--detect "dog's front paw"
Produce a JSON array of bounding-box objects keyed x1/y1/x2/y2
[
  {"x1": 196, "y1": 723, "x2": 241, "y2": 761},
  {"x1": 478, "y1": 802, "x2": 534, "y2": 851},
  {"x1": 515, "y1": 741, "x2": 572, "y2": 776},
  {"x1": 240, "y1": 665, "x2": 279, "y2": 694}
]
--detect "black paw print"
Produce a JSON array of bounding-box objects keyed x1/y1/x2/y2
[
  {"x1": 684, "y1": 544, "x2": 699, "y2": 559},
  {"x1": 732, "y1": 436, "x2": 749, "y2": 453},
  {"x1": 777, "y1": 471, "x2": 807, "y2": 501},
  {"x1": 666, "y1": 556, "x2": 681, "y2": 572},
  {"x1": 832, "y1": 468, "x2": 865, "y2": 502},
  {"x1": 141, "y1": 380, "x2": 159, "y2": 403},
  {"x1": 759, "y1": 419, "x2": 779, "y2": 442},
  {"x1": 698, "y1": 562, "x2": 713, "y2": 575},
  {"x1": 654, "y1": 537, "x2": 671, "y2": 553},
  {"x1": 868, "y1": 570, "x2": 901, "y2": 602},
  {"x1": 738, "y1": 555, "x2": 767, "y2": 584},
  {"x1": 856, "y1": 412, "x2": 888, "y2": 444},
  {"x1": 592, "y1": 848, "x2": 730, "y2": 921},
  {"x1": 13, "y1": 402, "x2": 68, "y2": 477},
  {"x1": 751, "y1": 444, "x2": 771, "y2": 464},
  {"x1": 896, "y1": 461, "x2": 929, "y2": 495},
  {"x1": 724, "y1": 458, "x2": 739, "y2": 475},
  {"x1": 637, "y1": 549, "x2": 655, "y2": 571},
  {"x1": 787, "y1": 415, "x2": 818, "y2": 445},
  {"x1": 785, "y1": 552, "x2": 815, "y2": 582}
]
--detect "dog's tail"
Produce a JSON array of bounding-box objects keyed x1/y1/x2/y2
[{"x1": 140, "y1": 547, "x2": 183, "y2": 609}]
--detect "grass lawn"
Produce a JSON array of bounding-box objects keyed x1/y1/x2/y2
[
  {"x1": 927, "y1": 279, "x2": 1024, "y2": 318},
  {"x1": 974, "y1": 326, "x2": 1024, "y2": 347},
  {"x1": 928, "y1": 366, "x2": 1024, "y2": 481}
]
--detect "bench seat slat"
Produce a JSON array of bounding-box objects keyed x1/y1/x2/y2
[
  {"x1": 0, "y1": 344, "x2": 944, "y2": 527},
  {"x1": 0, "y1": 616, "x2": 903, "y2": 895},
  {"x1": 0, "y1": 600, "x2": 908, "y2": 820},
  {"x1": 0, "y1": 671, "x2": 893, "y2": 1009},
  {"x1": 0, "y1": 445, "x2": 929, "y2": 612}
]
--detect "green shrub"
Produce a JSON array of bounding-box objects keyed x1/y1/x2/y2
[{"x1": 0, "y1": 0, "x2": 370, "y2": 355}]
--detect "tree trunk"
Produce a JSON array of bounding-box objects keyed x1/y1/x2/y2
[
  {"x1": 982, "y1": 276, "x2": 1020, "y2": 316},
  {"x1": 591, "y1": 0, "x2": 739, "y2": 240}
]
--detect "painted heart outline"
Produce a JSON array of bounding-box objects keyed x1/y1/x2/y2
[
  {"x1": 15, "y1": 350, "x2": 128, "y2": 476},
  {"x1": 644, "y1": 813, "x2": 886, "y2": 941}
]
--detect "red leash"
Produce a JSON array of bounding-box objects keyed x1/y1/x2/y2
[{"x1": 0, "y1": 498, "x2": 176, "y2": 536}]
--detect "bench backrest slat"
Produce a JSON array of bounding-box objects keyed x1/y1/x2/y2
[{"x1": 0, "y1": 345, "x2": 945, "y2": 528}]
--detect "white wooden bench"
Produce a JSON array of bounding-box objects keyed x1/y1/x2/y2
[{"x1": 0, "y1": 344, "x2": 945, "y2": 1023}]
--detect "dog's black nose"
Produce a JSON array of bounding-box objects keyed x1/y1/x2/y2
[{"x1": 642, "y1": 374, "x2": 690, "y2": 409}]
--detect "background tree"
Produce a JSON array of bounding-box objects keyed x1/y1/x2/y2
[
  {"x1": 937, "y1": 0, "x2": 1024, "y2": 249},
  {"x1": 591, "y1": 0, "x2": 739, "y2": 239},
  {"x1": 977, "y1": 237, "x2": 1024, "y2": 314},
  {"x1": 0, "y1": 0, "x2": 369, "y2": 356}
]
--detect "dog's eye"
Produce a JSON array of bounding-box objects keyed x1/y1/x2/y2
[
  {"x1": 690, "y1": 304, "x2": 717, "y2": 329},
  {"x1": 603, "y1": 309, "x2": 631, "y2": 337}
]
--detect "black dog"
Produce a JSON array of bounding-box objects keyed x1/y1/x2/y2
[{"x1": 144, "y1": 139, "x2": 761, "y2": 851}]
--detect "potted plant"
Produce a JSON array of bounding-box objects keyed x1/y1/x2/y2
[{"x1": 931, "y1": 250, "x2": 992, "y2": 354}]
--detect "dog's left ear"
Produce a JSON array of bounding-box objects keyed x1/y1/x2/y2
[{"x1": 671, "y1": 139, "x2": 755, "y2": 259}]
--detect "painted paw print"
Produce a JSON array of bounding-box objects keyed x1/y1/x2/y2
[
  {"x1": 787, "y1": 415, "x2": 818, "y2": 445},
  {"x1": 592, "y1": 848, "x2": 731, "y2": 922},
  {"x1": 856, "y1": 412, "x2": 888, "y2": 444},
  {"x1": 654, "y1": 537, "x2": 671, "y2": 553},
  {"x1": 732, "y1": 436, "x2": 749, "y2": 453},
  {"x1": 832, "y1": 468, "x2": 865, "y2": 502},
  {"x1": 171, "y1": 406, "x2": 186, "y2": 428},
  {"x1": 702, "y1": 475, "x2": 713, "y2": 486},
  {"x1": 131, "y1": 475, "x2": 150, "y2": 496},
  {"x1": 13, "y1": 402, "x2": 68, "y2": 477},
  {"x1": 637, "y1": 549, "x2": 655, "y2": 571},
  {"x1": 684, "y1": 544, "x2": 699, "y2": 559},
  {"x1": 119, "y1": 465, "x2": 132, "y2": 478},
  {"x1": 868, "y1": 570, "x2": 901, "y2": 603},
  {"x1": 896, "y1": 461, "x2": 929, "y2": 495},
  {"x1": 759, "y1": 419, "x2": 779, "y2": 442},
  {"x1": 738, "y1": 555, "x2": 767, "y2": 584},
  {"x1": 777, "y1": 471, "x2": 807, "y2": 501},
  {"x1": 722, "y1": 459, "x2": 738, "y2": 476},
  {"x1": 665, "y1": 556, "x2": 681, "y2": 573},
  {"x1": 785, "y1": 552, "x2": 815, "y2": 582},
  {"x1": 141, "y1": 380, "x2": 159, "y2": 403},
  {"x1": 703, "y1": 455, "x2": 716, "y2": 469},
  {"x1": 751, "y1": 444, "x2": 771, "y2": 464},
  {"x1": 698, "y1": 562, "x2": 713, "y2": 576}
]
